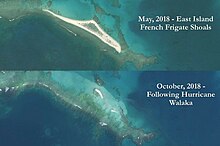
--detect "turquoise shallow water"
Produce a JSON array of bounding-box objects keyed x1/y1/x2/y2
[
  {"x1": 47, "y1": 0, "x2": 220, "y2": 70},
  {"x1": 52, "y1": 0, "x2": 95, "y2": 20},
  {"x1": 135, "y1": 0, "x2": 220, "y2": 70},
  {"x1": 0, "y1": 0, "x2": 219, "y2": 70},
  {"x1": 0, "y1": 71, "x2": 219, "y2": 146},
  {"x1": 0, "y1": 12, "x2": 120, "y2": 70}
]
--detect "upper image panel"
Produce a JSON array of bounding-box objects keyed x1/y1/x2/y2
[{"x1": 0, "y1": 0, "x2": 219, "y2": 70}]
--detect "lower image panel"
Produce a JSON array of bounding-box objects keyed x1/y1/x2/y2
[{"x1": 0, "y1": 71, "x2": 219, "y2": 146}]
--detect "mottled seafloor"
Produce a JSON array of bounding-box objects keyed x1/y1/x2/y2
[
  {"x1": 0, "y1": 71, "x2": 220, "y2": 146},
  {"x1": 0, "y1": 71, "x2": 155, "y2": 146},
  {"x1": 0, "y1": 0, "x2": 219, "y2": 70},
  {"x1": 0, "y1": 0, "x2": 156, "y2": 70}
]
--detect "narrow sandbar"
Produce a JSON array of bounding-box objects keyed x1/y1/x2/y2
[{"x1": 43, "y1": 9, "x2": 121, "y2": 53}]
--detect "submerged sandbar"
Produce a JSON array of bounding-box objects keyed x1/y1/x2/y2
[{"x1": 0, "y1": 71, "x2": 154, "y2": 146}]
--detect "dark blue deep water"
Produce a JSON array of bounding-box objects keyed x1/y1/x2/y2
[
  {"x1": 0, "y1": 0, "x2": 219, "y2": 70},
  {"x1": 0, "y1": 72, "x2": 219, "y2": 146},
  {"x1": 127, "y1": 72, "x2": 220, "y2": 146},
  {"x1": 0, "y1": 89, "x2": 118, "y2": 146},
  {"x1": 0, "y1": 13, "x2": 119, "y2": 70}
]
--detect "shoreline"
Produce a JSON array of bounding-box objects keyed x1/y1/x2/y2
[
  {"x1": 0, "y1": 71, "x2": 155, "y2": 146},
  {"x1": 43, "y1": 9, "x2": 121, "y2": 53}
]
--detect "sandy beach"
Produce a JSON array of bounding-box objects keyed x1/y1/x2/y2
[{"x1": 43, "y1": 9, "x2": 121, "y2": 53}]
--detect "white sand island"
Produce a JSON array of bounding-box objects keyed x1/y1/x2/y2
[{"x1": 43, "y1": 9, "x2": 121, "y2": 53}]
